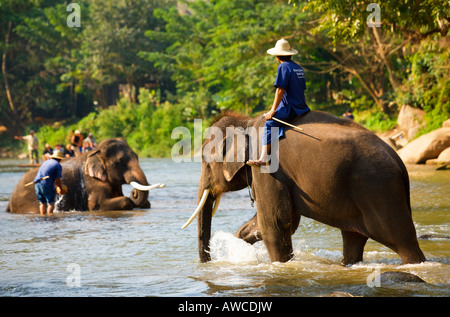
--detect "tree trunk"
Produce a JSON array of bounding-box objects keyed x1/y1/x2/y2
[
  {"x1": 371, "y1": 27, "x2": 400, "y2": 91},
  {"x1": 2, "y1": 20, "x2": 24, "y2": 135},
  {"x1": 2, "y1": 21, "x2": 16, "y2": 116}
]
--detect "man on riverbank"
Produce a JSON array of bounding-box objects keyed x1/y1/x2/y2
[
  {"x1": 33, "y1": 150, "x2": 66, "y2": 216},
  {"x1": 71, "y1": 130, "x2": 84, "y2": 156},
  {"x1": 14, "y1": 130, "x2": 39, "y2": 164}
]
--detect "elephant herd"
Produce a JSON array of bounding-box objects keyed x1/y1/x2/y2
[{"x1": 6, "y1": 111, "x2": 426, "y2": 266}]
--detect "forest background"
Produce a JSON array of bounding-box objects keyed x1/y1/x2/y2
[{"x1": 1, "y1": 0, "x2": 449, "y2": 158}]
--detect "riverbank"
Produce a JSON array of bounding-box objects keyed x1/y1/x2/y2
[
  {"x1": 2, "y1": 103, "x2": 448, "y2": 167},
  {"x1": 378, "y1": 107, "x2": 450, "y2": 168}
]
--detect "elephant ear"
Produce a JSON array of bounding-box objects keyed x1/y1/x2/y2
[
  {"x1": 222, "y1": 126, "x2": 248, "y2": 182},
  {"x1": 84, "y1": 149, "x2": 107, "y2": 182}
]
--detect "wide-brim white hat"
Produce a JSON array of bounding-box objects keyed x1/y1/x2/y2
[
  {"x1": 51, "y1": 150, "x2": 64, "y2": 160},
  {"x1": 267, "y1": 39, "x2": 298, "y2": 56}
]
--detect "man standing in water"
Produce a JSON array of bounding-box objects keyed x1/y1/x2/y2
[
  {"x1": 247, "y1": 39, "x2": 310, "y2": 167},
  {"x1": 33, "y1": 150, "x2": 66, "y2": 215}
]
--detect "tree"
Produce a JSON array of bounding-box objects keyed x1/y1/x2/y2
[
  {"x1": 0, "y1": 0, "x2": 85, "y2": 135},
  {"x1": 144, "y1": 0, "x2": 315, "y2": 116},
  {"x1": 304, "y1": 0, "x2": 449, "y2": 113},
  {"x1": 69, "y1": 0, "x2": 175, "y2": 108},
  {"x1": 1, "y1": 0, "x2": 176, "y2": 138}
]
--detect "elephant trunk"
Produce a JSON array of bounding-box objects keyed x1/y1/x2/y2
[
  {"x1": 130, "y1": 188, "x2": 149, "y2": 208},
  {"x1": 180, "y1": 187, "x2": 221, "y2": 263},
  {"x1": 125, "y1": 169, "x2": 150, "y2": 208},
  {"x1": 197, "y1": 189, "x2": 215, "y2": 263}
]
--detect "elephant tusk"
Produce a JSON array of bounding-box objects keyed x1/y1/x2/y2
[
  {"x1": 181, "y1": 189, "x2": 210, "y2": 229},
  {"x1": 130, "y1": 181, "x2": 166, "y2": 191},
  {"x1": 211, "y1": 194, "x2": 221, "y2": 217}
]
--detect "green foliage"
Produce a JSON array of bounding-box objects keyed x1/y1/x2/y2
[
  {"x1": 37, "y1": 124, "x2": 74, "y2": 150},
  {"x1": 144, "y1": 0, "x2": 306, "y2": 115},
  {"x1": 355, "y1": 109, "x2": 397, "y2": 133},
  {"x1": 305, "y1": 0, "x2": 449, "y2": 44},
  {"x1": 1, "y1": 0, "x2": 79, "y2": 131},
  {"x1": 1, "y1": 0, "x2": 449, "y2": 158},
  {"x1": 36, "y1": 89, "x2": 193, "y2": 157},
  {"x1": 1, "y1": 0, "x2": 175, "y2": 133},
  {"x1": 304, "y1": 0, "x2": 449, "y2": 112},
  {"x1": 395, "y1": 38, "x2": 450, "y2": 134}
]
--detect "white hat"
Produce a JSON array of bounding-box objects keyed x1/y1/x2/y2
[
  {"x1": 51, "y1": 150, "x2": 64, "y2": 160},
  {"x1": 267, "y1": 39, "x2": 298, "y2": 56}
]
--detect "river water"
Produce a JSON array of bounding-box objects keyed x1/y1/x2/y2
[{"x1": 0, "y1": 158, "x2": 448, "y2": 297}]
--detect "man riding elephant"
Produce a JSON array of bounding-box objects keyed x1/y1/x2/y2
[
  {"x1": 184, "y1": 110, "x2": 426, "y2": 265},
  {"x1": 247, "y1": 38, "x2": 310, "y2": 168}
]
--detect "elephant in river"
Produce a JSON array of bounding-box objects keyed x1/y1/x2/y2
[
  {"x1": 6, "y1": 138, "x2": 164, "y2": 213},
  {"x1": 182, "y1": 111, "x2": 426, "y2": 265}
]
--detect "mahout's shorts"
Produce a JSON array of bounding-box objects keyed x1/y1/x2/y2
[{"x1": 35, "y1": 183, "x2": 56, "y2": 204}]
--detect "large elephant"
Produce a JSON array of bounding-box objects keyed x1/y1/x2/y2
[
  {"x1": 7, "y1": 138, "x2": 163, "y2": 213},
  {"x1": 183, "y1": 111, "x2": 426, "y2": 265}
]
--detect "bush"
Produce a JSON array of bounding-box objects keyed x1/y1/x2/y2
[
  {"x1": 34, "y1": 88, "x2": 197, "y2": 158},
  {"x1": 355, "y1": 108, "x2": 397, "y2": 132},
  {"x1": 395, "y1": 39, "x2": 450, "y2": 135}
]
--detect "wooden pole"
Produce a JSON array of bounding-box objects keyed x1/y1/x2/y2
[
  {"x1": 24, "y1": 176, "x2": 49, "y2": 187},
  {"x1": 271, "y1": 117, "x2": 304, "y2": 131}
]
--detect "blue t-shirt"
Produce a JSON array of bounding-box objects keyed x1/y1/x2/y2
[
  {"x1": 274, "y1": 60, "x2": 309, "y2": 119},
  {"x1": 33, "y1": 159, "x2": 62, "y2": 187}
]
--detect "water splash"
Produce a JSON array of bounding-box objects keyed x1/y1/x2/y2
[
  {"x1": 55, "y1": 163, "x2": 88, "y2": 212},
  {"x1": 209, "y1": 231, "x2": 269, "y2": 263}
]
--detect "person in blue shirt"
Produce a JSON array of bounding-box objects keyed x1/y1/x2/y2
[
  {"x1": 33, "y1": 150, "x2": 64, "y2": 215},
  {"x1": 247, "y1": 39, "x2": 310, "y2": 168},
  {"x1": 343, "y1": 108, "x2": 354, "y2": 120}
]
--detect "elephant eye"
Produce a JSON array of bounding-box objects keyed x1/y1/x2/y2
[
  {"x1": 117, "y1": 160, "x2": 127, "y2": 167},
  {"x1": 113, "y1": 158, "x2": 128, "y2": 169}
]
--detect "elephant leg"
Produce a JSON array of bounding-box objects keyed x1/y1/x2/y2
[
  {"x1": 235, "y1": 214, "x2": 262, "y2": 244},
  {"x1": 257, "y1": 193, "x2": 294, "y2": 263},
  {"x1": 351, "y1": 178, "x2": 426, "y2": 264},
  {"x1": 341, "y1": 230, "x2": 368, "y2": 265},
  {"x1": 291, "y1": 210, "x2": 301, "y2": 235},
  {"x1": 261, "y1": 224, "x2": 294, "y2": 263}
]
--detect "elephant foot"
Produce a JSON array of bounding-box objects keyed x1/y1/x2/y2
[
  {"x1": 397, "y1": 246, "x2": 426, "y2": 264},
  {"x1": 341, "y1": 230, "x2": 368, "y2": 266},
  {"x1": 264, "y1": 237, "x2": 294, "y2": 263}
]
